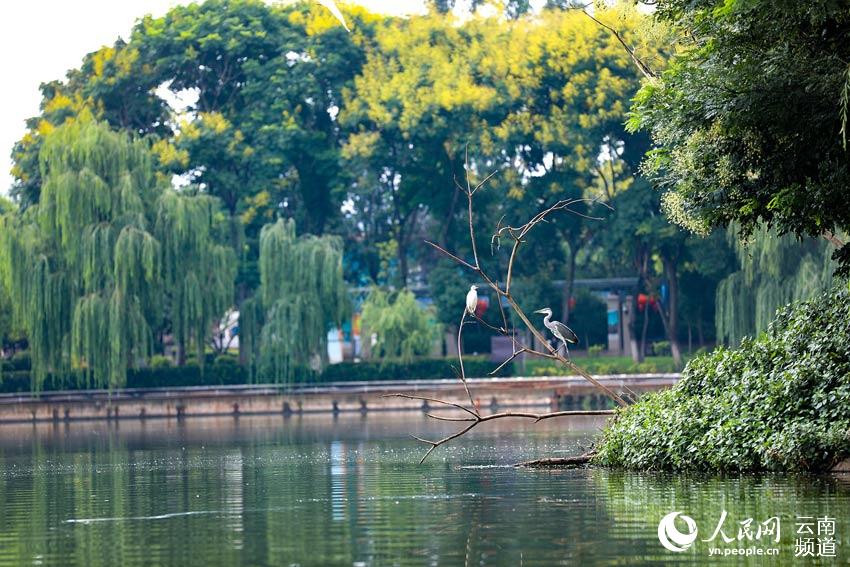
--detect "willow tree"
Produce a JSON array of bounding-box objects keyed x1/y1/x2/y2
[
  {"x1": 155, "y1": 191, "x2": 236, "y2": 364},
  {"x1": 0, "y1": 118, "x2": 235, "y2": 390},
  {"x1": 360, "y1": 288, "x2": 441, "y2": 363},
  {"x1": 715, "y1": 226, "x2": 838, "y2": 346},
  {"x1": 243, "y1": 218, "x2": 348, "y2": 383}
]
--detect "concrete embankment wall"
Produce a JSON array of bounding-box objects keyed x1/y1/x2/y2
[{"x1": 0, "y1": 374, "x2": 680, "y2": 424}]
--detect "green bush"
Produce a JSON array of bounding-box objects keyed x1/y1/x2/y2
[
  {"x1": 651, "y1": 340, "x2": 671, "y2": 356},
  {"x1": 526, "y1": 356, "x2": 678, "y2": 376},
  {"x1": 127, "y1": 364, "x2": 250, "y2": 388},
  {"x1": 0, "y1": 356, "x2": 511, "y2": 393},
  {"x1": 595, "y1": 286, "x2": 850, "y2": 472},
  {"x1": 1, "y1": 351, "x2": 31, "y2": 372},
  {"x1": 320, "y1": 357, "x2": 510, "y2": 382},
  {"x1": 0, "y1": 370, "x2": 36, "y2": 393},
  {"x1": 360, "y1": 288, "x2": 442, "y2": 362},
  {"x1": 149, "y1": 355, "x2": 173, "y2": 369}
]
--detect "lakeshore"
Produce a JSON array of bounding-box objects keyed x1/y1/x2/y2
[{"x1": 0, "y1": 374, "x2": 679, "y2": 423}]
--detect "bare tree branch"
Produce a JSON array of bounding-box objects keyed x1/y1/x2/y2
[
  {"x1": 582, "y1": 11, "x2": 657, "y2": 80},
  {"x1": 456, "y1": 309, "x2": 479, "y2": 415},
  {"x1": 383, "y1": 393, "x2": 478, "y2": 418},
  {"x1": 410, "y1": 410, "x2": 613, "y2": 464},
  {"x1": 393, "y1": 155, "x2": 629, "y2": 464}
]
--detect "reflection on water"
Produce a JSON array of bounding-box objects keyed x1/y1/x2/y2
[{"x1": 0, "y1": 415, "x2": 846, "y2": 566}]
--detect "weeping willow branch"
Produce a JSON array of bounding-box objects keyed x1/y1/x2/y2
[
  {"x1": 716, "y1": 225, "x2": 839, "y2": 345},
  {"x1": 247, "y1": 218, "x2": 350, "y2": 383},
  {"x1": 0, "y1": 117, "x2": 237, "y2": 390}
]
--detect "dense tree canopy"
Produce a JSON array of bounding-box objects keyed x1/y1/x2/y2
[
  {"x1": 630, "y1": 0, "x2": 850, "y2": 273},
  {"x1": 9, "y1": 0, "x2": 825, "y2": 384}
]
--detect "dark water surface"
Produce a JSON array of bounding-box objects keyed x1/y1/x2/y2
[{"x1": 0, "y1": 414, "x2": 846, "y2": 566}]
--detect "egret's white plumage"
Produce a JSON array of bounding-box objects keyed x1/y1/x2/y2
[
  {"x1": 534, "y1": 307, "x2": 578, "y2": 359},
  {"x1": 317, "y1": 0, "x2": 350, "y2": 32},
  {"x1": 465, "y1": 285, "x2": 479, "y2": 315}
]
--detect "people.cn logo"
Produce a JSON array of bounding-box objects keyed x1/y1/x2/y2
[{"x1": 658, "y1": 512, "x2": 699, "y2": 552}]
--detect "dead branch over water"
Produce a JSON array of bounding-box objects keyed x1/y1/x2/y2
[{"x1": 395, "y1": 155, "x2": 628, "y2": 464}]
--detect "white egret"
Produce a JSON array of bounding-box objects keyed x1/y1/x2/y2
[
  {"x1": 534, "y1": 307, "x2": 578, "y2": 359},
  {"x1": 466, "y1": 285, "x2": 479, "y2": 315}
]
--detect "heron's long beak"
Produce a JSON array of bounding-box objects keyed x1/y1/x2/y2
[{"x1": 533, "y1": 308, "x2": 546, "y2": 314}]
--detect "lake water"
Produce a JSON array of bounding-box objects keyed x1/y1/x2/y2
[{"x1": 0, "y1": 414, "x2": 846, "y2": 566}]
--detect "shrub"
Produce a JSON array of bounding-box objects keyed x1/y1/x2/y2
[
  {"x1": 525, "y1": 356, "x2": 677, "y2": 376},
  {"x1": 1, "y1": 351, "x2": 31, "y2": 372},
  {"x1": 0, "y1": 370, "x2": 36, "y2": 393},
  {"x1": 360, "y1": 288, "x2": 442, "y2": 362},
  {"x1": 320, "y1": 357, "x2": 510, "y2": 382},
  {"x1": 587, "y1": 344, "x2": 605, "y2": 358},
  {"x1": 595, "y1": 286, "x2": 850, "y2": 472},
  {"x1": 149, "y1": 355, "x2": 173, "y2": 369},
  {"x1": 0, "y1": 356, "x2": 510, "y2": 393},
  {"x1": 651, "y1": 340, "x2": 671, "y2": 356}
]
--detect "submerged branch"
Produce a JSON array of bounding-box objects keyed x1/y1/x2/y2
[{"x1": 516, "y1": 452, "x2": 596, "y2": 468}]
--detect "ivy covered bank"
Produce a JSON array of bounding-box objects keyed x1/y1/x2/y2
[{"x1": 595, "y1": 286, "x2": 850, "y2": 472}]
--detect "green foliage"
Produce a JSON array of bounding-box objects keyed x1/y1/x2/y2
[
  {"x1": 0, "y1": 118, "x2": 235, "y2": 390},
  {"x1": 596, "y1": 286, "x2": 850, "y2": 471},
  {"x1": 715, "y1": 225, "x2": 836, "y2": 345},
  {"x1": 569, "y1": 290, "x2": 607, "y2": 348},
  {"x1": 360, "y1": 288, "x2": 442, "y2": 363},
  {"x1": 630, "y1": 0, "x2": 850, "y2": 273},
  {"x1": 427, "y1": 260, "x2": 471, "y2": 328},
  {"x1": 155, "y1": 190, "x2": 236, "y2": 364},
  {"x1": 149, "y1": 355, "x2": 173, "y2": 369},
  {"x1": 526, "y1": 355, "x2": 679, "y2": 376},
  {"x1": 5, "y1": 0, "x2": 745, "y2": 378},
  {"x1": 249, "y1": 218, "x2": 349, "y2": 383},
  {"x1": 650, "y1": 340, "x2": 670, "y2": 356},
  {"x1": 320, "y1": 357, "x2": 510, "y2": 382},
  {"x1": 0, "y1": 356, "x2": 511, "y2": 392}
]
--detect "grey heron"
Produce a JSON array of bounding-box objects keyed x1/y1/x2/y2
[
  {"x1": 466, "y1": 285, "x2": 479, "y2": 315},
  {"x1": 534, "y1": 307, "x2": 578, "y2": 359}
]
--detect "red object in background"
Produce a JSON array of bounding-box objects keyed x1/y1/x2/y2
[
  {"x1": 475, "y1": 295, "x2": 489, "y2": 317},
  {"x1": 568, "y1": 296, "x2": 576, "y2": 310},
  {"x1": 649, "y1": 296, "x2": 657, "y2": 310},
  {"x1": 637, "y1": 293, "x2": 648, "y2": 312}
]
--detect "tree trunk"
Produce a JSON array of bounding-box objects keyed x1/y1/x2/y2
[
  {"x1": 561, "y1": 245, "x2": 577, "y2": 323},
  {"x1": 176, "y1": 342, "x2": 186, "y2": 367},
  {"x1": 662, "y1": 256, "x2": 683, "y2": 369},
  {"x1": 237, "y1": 284, "x2": 250, "y2": 366},
  {"x1": 438, "y1": 151, "x2": 464, "y2": 248},
  {"x1": 445, "y1": 325, "x2": 458, "y2": 356},
  {"x1": 697, "y1": 314, "x2": 705, "y2": 347},
  {"x1": 627, "y1": 296, "x2": 641, "y2": 362},
  {"x1": 398, "y1": 243, "x2": 409, "y2": 287},
  {"x1": 687, "y1": 322, "x2": 693, "y2": 354},
  {"x1": 639, "y1": 306, "x2": 649, "y2": 363}
]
